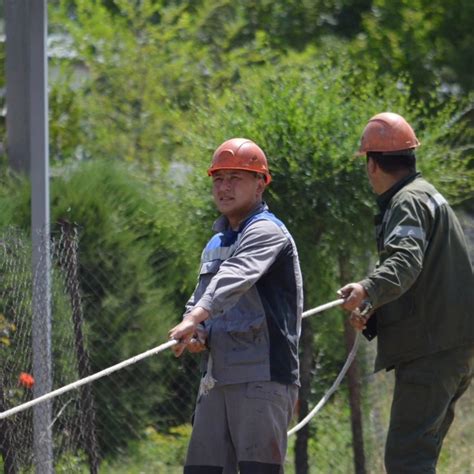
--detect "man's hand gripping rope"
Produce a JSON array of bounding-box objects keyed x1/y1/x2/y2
[
  {"x1": 168, "y1": 306, "x2": 210, "y2": 357},
  {"x1": 337, "y1": 282, "x2": 374, "y2": 331}
]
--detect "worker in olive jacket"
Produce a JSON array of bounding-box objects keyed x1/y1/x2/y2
[{"x1": 338, "y1": 112, "x2": 474, "y2": 474}]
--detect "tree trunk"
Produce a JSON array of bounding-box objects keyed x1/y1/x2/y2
[
  {"x1": 294, "y1": 317, "x2": 314, "y2": 474},
  {"x1": 59, "y1": 221, "x2": 100, "y2": 474},
  {"x1": 339, "y1": 254, "x2": 366, "y2": 474}
]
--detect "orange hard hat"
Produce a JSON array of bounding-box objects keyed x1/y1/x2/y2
[
  {"x1": 208, "y1": 138, "x2": 272, "y2": 184},
  {"x1": 357, "y1": 112, "x2": 420, "y2": 155}
]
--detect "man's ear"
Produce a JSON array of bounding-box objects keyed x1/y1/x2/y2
[
  {"x1": 256, "y1": 177, "x2": 266, "y2": 194},
  {"x1": 367, "y1": 156, "x2": 377, "y2": 175}
]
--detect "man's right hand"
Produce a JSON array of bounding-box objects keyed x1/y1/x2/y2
[
  {"x1": 168, "y1": 306, "x2": 210, "y2": 357},
  {"x1": 337, "y1": 282, "x2": 368, "y2": 311}
]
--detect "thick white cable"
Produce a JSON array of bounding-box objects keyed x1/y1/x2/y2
[
  {"x1": 302, "y1": 298, "x2": 345, "y2": 318},
  {"x1": 0, "y1": 339, "x2": 177, "y2": 420},
  {"x1": 288, "y1": 331, "x2": 360, "y2": 437},
  {"x1": 0, "y1": 298, "x2": 347, "y2": 422}
]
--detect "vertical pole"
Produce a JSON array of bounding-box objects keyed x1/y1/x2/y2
[
  {"x1": 6, "y1": 1, "x2": 53, "y2": 472},
  {"x1": 30, "y1": 2, "x2": 53, "y2": 472}
]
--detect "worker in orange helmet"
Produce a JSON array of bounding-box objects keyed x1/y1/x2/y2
[
  {"x1": 338, "y1": 112, "x2": 474, "y2": 473},
  {"x1": 169, "y1": 138, "x2": 303, "y2": 473}
]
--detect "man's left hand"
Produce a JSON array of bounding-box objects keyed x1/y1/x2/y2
[{"x1": 349, "y1": 307, "x2": 370, "y2": 331}]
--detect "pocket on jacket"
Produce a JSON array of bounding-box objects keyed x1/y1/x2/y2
[
  {"x1": 225, "y1": 314, "x2": 265, "y2": 333},
  {"x1": 224, "y1": 315, "x2": 268, "y2": 366}
]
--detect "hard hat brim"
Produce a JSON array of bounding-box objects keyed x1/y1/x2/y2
[{"x1": 207, "y1": 166, "x2": 272, "y2": 185}]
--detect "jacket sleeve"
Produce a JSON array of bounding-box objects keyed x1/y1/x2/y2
[
  {"x1": 361, "y1": 192, "x2": 433, "y2": 309},
  {"x1": 183, "y1": 281, "x2": 199, "y2": 316},
  {"x1": 194, "y1": 219, "x2": 288, "y2": 317}
]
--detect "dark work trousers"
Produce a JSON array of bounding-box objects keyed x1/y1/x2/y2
[
  {"x1": 184, "y1": 381, "x2": 298, "y2": 474},
  {"x1": 385, "y1": 344, "x2": 474, "y2": 474}
]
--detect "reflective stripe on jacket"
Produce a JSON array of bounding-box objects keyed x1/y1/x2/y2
[
  {"x1": 361, "y1": 174, "x2": 474, "y2": 371},
  {"x1": 185, "y1": 202, "x2": 303, "y2": 386}
]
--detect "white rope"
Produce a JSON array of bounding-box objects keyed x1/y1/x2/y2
[
  {"x1": 288, "y1": 299, "x2": 360, "y2": 437},
  {"x1": 0, "y1": 298, "x2": 348, "y2": 422},
  {"x1": 0, "y1": 339, "x2": 177, "y2": 420},
  {"x1": 302, "y1": 298, "x2": 345, "y2": 318}
]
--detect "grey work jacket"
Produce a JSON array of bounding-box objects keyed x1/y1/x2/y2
[
  {"x1": 361, "y1": 174, "x2": 474, "y2": 371},
  {"x1": 185, "y1": 202, "x2": 303, "y2": 386}
]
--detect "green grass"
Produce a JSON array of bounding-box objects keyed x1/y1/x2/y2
[{"x1": 99, "y1": 425, "x2": 191, "y2": 474}]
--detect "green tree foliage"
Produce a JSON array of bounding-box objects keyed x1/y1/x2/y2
[
  {"x1": 168, "y1": 0, "x2": 371, "y2": 51},
  {"x1": 49, "y1": 0, "x2": 278, "y2": 166},
  {"x1": 49, "y1": 69, "x2": 84, "y2": 162},
  {"x1": 354, "y1": 0, "x2": 474, "y2": 95},
  {"x1": 48, "y1": 0, "x2": 474, "y2": 169},
  {"x1": 50, "y1": 0, "x2": 199, "y2": 165}
]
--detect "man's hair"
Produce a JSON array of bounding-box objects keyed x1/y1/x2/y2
[
  {"x1": 367, "y1": 151, "x2": 416, "y2": 174},
  {"x1": 253, "y1": 172, "x2": 266, "y2": 181}
]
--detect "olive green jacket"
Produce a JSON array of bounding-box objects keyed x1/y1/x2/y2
[{"x1": 361, "y1": 173, "x2": 474, "y2": 371}]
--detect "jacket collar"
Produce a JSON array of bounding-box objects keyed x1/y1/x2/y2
[
  {"x1": 376, "y1": 172, "x2": 421, "y2": 212},
  {"x1": 212, "y1": 201, "x2": 268, "y2": 232}
]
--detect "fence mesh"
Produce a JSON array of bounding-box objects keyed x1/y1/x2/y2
[
  {"x1": 0, "y1": 224, "x2": 472, "y2": 473},
  {"x1": 0, "y1": 227, "x2": 89, "y2": 472}
]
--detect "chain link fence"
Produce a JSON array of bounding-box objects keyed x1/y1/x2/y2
[{"x1": 0, "y1": 224, "x2": 472, "y2": 473}]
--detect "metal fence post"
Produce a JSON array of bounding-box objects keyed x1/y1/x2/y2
[{"x1": 6, "y1": 1, "x2": 53, "y2": 471}]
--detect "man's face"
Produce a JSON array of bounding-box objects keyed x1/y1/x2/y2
[{"x1": 211, "y1": 169, "x2": 265, "y2": 227}]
